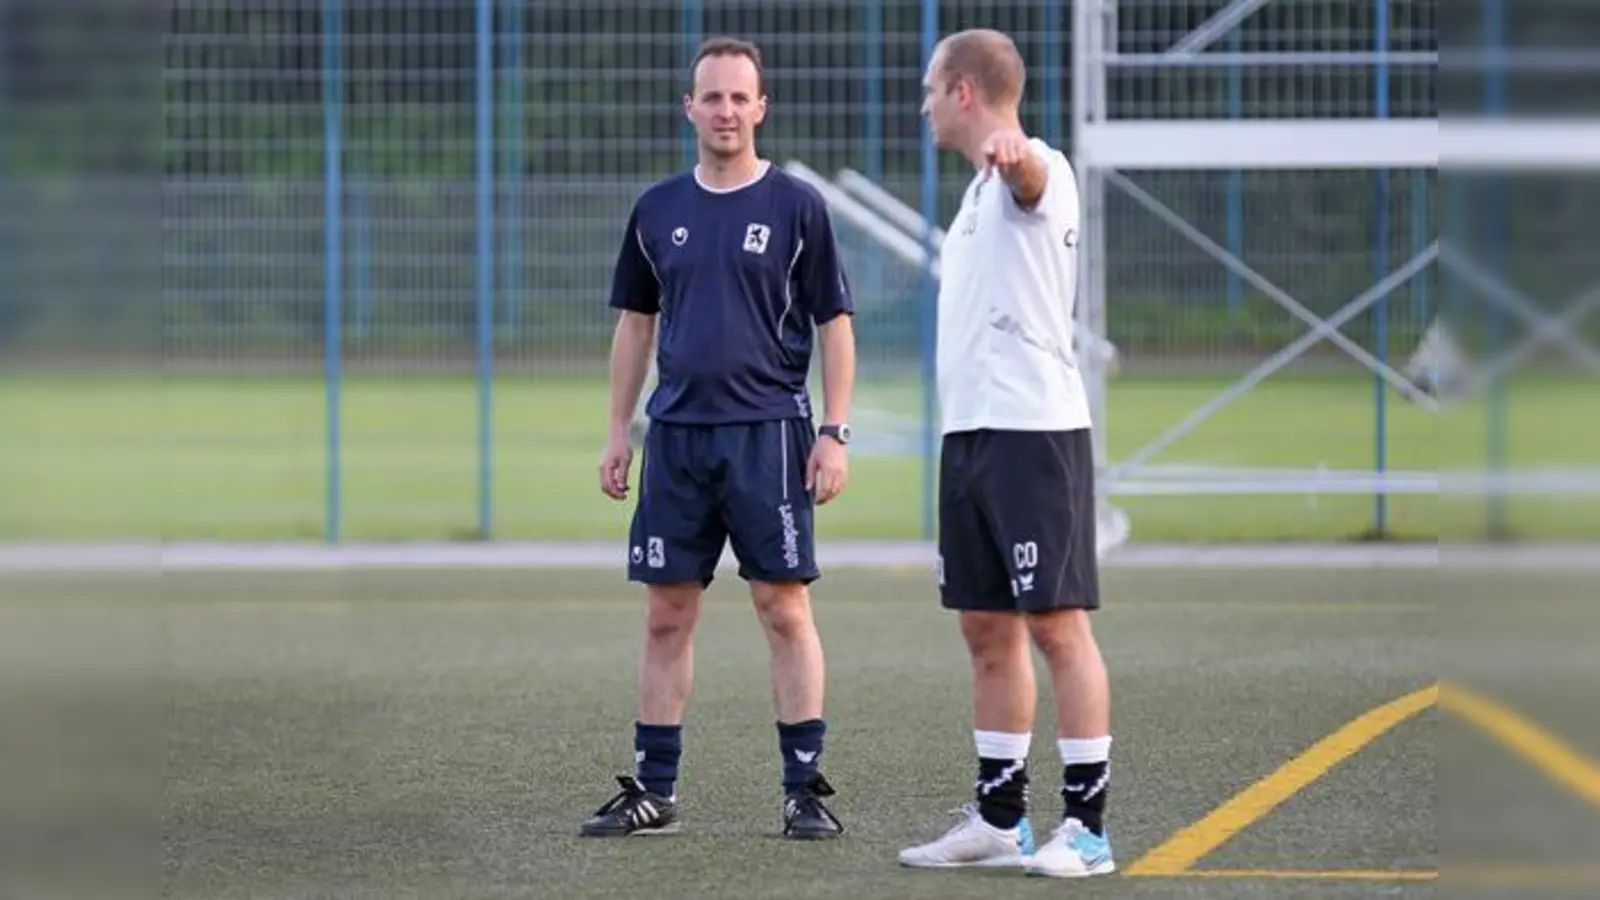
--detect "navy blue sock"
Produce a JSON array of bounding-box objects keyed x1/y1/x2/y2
[
  {"x1": 777, "y1": 718, "x2": 827, "y2": 792},
  {"x1": 633, "y1": 722, "x2": 681, "y2": 798}
]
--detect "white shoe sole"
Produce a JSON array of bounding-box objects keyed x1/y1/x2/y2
[
  {"x1": 899, "y1": 854, "x2": 1026, "y2": 870},
  {"x1": 1023, "y1": 858, "x2": 1116, "y2": 878}
]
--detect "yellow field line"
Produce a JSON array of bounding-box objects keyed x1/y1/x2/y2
[
  {"x1": 1175, "y1": 869, "x2": 1436, "y2": 881},
  {"x1": 1441, "y1": 683, "x2": 1600, "y2": 809},
  {"x1": 1443, "y1": 864, "x2": 1600, "y2": 886},
  {"x1": 1173, "y1": 866, "x2": 1600, "y2": 885},
  {"x1": 1125, "y1": 683, "x2": 1439, "y2": 877}
]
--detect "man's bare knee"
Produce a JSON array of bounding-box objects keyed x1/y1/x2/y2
[
  {"x1": 1026, "y1": 608, "x2": 1093, "y2": 662},
  {"x1": 750, "y1": 581, "x2": 813, "y2": 641},
  {"x1": 646, "y1": 583, "x2": 702, "y2": 644},
  {"x1": 960, "y1": 611, "x2": 1028, "y2": 669}
]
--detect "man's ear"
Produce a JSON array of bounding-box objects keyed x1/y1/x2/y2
[
  {"x1": 682, "y1": 93, "x2": 693, "y2": 120},
  {"x1": 954, "y1": 79, "x2": 975, "y2": 110},
  {"x1": 753, "y1": 95, "x2": 768, "y2": 126}
]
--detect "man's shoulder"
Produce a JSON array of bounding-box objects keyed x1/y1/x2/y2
[
  {"x1": 765, "y1": 166, "x2": 830, "y2": 215},
  {"x1": 1025, "y1": 137, "x2": 1068, "y2": 162}
]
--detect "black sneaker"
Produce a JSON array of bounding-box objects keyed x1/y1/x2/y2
[
  {"x1": 579, "y1": 776, "x2": 680, "y2": 837},
  {"x1": 782, "y1": 774, "x2": 845, "y2": 840}
]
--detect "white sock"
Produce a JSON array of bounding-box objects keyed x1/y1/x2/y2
[
  {"x1": 1058, "y1": 736, "x2": 1112, "y2": 765},
  {"x1": 975, "y1": 729, "x2": 1032, "y2": 761}
]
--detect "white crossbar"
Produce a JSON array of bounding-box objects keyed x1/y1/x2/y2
[
  {"x1": 1443, "y1": 119, "x2": 1600, "y2": 170},
  {"x1": 1078, "y1": 120, "x2": 1436, "y2": 170},
  {"x1": 1076, "y1": 119, "x2": 1600, "y2": 171}
]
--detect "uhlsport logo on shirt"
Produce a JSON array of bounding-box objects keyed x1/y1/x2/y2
[{"x1": 776, "y1": 502, "x2": 800, "y2": 569}]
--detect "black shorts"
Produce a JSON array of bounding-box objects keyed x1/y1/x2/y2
[
  {"x1": 627, "y1": 419, "x2": 819, "y2": 587},
  {"x1": 937, "y1": 428, "x2": 1100, "y2": 613}
]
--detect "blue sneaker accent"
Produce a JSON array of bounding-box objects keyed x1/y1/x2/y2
[
  {"x1": 1017, "y1": 817, "x2": 1036, "y2": 855},
  {"x1": 1025, "y1": 819, "x2": 1116, "y2": 878},
  {"x1": 1071, "y1": 827, "x2": 1113, "y2": 868}
]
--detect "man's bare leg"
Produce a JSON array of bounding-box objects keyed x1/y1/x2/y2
[
  {"x1": 633, "y1": 583, "x2": 703, "y2": 799},
  {"x1": 895, "y1": 609, "x2": 1037, "y2": 869},
  {"x1": 750, "y1": 580, "x2": 843, "y2": 839},
  {"x1": 1021, "y1": 607, "x2": 1116, "y2": 878},
  {"x1": 962, "y1": 611, "x2": 1035, "y2": 830},
  {"x1": 750, "y1": 581, "x2": 827, "y2": 787}
]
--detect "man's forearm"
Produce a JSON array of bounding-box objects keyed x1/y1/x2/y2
[
  {"x1": 608, "y1": 312, "x2": 656, "y2": 438},
  {"x1": 818, "y1": 316, "x2": 856, "y2": 425}
]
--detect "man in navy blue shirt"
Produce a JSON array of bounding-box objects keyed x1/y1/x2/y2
[{"x1": 580, "y1": 37, "x2": 857, "y2": 842}]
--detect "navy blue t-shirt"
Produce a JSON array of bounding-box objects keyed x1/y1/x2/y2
[{"x1": 609, "y1": 164, "x2": 854, "y2": 425}]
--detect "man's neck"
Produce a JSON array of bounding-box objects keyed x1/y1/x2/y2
[
  {"x1": 695, "y1": 154, "x2": 766, "y2": 192},
  {"x1": 962, "y1": 113, "x2": 1026, "y2": 169}
]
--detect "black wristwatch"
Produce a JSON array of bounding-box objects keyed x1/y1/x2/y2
[{"x1": 819, "y1": 423, "x2": 851, "y2": 445}]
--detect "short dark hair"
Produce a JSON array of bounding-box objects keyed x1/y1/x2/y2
[{"x1": 688, "y1": 36, "x2": 766, "y2": 96}]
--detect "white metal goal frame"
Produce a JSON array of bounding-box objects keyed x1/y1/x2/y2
[{"x1": 1070, "y1": 0, "x2": 1600, "y2": 513}]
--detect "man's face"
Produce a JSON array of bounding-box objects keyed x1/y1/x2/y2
[
  {"x1": 684, "y1": 54, "x2": 766, "y2": 159},
  {"x1": 920, "y1": 50, "x2": 968, "y2": 150}
]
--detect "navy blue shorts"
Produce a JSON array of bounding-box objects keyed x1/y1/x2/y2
[{"x1": 627, "y1": 419, "x2": 819, "y2": 586}]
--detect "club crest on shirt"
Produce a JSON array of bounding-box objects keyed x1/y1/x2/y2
[
  {"x1": 742, "y1": 223, "x2": 771, "y2": 255},
  {"x1": 671, "y1": 226, "x2": 688, "y2": 246}
]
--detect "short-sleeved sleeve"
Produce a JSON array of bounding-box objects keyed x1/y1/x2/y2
[
  {"x1": 1042, "y1": 149, "x2": 1081, "y2": 226},
  {"x1": 1010, "y1": 139, "x2": 1080, "y2": 226},
  {"x1": 796, "y1": 198, "x2": 854, "y2": 325},
  {"x1": 608, "y1": 205, "x2": 662, "y2": 314}
]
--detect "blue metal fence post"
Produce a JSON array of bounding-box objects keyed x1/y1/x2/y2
[
  {"x1": 918, "y1": 0, "x2": 939, "y2": 540},
  {"x1": 1371, "y1": 0, "x2": 1391, "y2": 536},
  {"x1": 323, "y1": 0, "x2": 344, "y2": 545},
  {"x1": 475, "y1": 0, "x2": 495, "y2": 539},
  {"x1": 682, "y1": 1, "x2": 702, "y2": 166},
  {"x1": 864, "y1": 0, "x2": 885, "y2": 356},
  {"x1": 1042, "y1": 0, "x2": 1062, "y2": 146},
  {"x1": 352, "y1": 178, "x2": 370, "y2": 343},
  {"x1": 1226, "y1": 29, "x2": 1243, "y2": 332},
  {"x1": 1484, "y1": 0, "x2": 1508, "y2": 539},
  {"x1": 503, "y1": 0, "x2": 523, "y2": 340}
]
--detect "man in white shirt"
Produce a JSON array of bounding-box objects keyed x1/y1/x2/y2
[{"x1": 896, "y1": 29, "x2": 1115, "y2": 880}]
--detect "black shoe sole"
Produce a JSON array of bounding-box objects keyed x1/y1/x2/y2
[
  {"x1": 580, "y1": 821, "x2": 682, "y2": 838},
  {"x1": 783, "y1": 826, "x2": 844, "y2": 840}
]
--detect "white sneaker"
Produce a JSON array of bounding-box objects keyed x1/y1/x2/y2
[
  {"x1": 1024, "y1": 817, "x2": 1116, "y2": 878},
  {"x1": 898, "y1": 804, "x2": 1032, "y2": 869}
]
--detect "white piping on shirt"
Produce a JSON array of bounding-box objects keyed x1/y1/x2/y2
[{"x1": 778, "y1": 237, "x2": 804, "y2": 343}]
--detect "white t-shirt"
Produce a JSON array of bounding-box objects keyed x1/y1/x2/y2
[{"x1": 936, "y1": 137, "x2": 1092, "y2": 435}]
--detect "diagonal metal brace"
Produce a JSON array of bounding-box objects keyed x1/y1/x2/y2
[
  {"x1": 1448, "y1": 284, "x2": 1600, "y2": 400},
  {"x1": 1441, "y1": 246, "x2": 1600, "y2": 372},
  {"x1": 1107, "y1": 244, "x2": 1441, "y2": 483},
  {"x1": 1164, "y1": 0, "x2": 1275, "y2": 57},
  {"x1": 1107, "y1": 170, "x2": 1437, "y2": 404}
]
